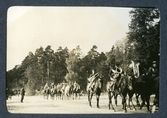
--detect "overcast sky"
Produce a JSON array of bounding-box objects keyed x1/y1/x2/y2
[{"x1": 7, "y1": 6, "x2": 132, "y2": 71}]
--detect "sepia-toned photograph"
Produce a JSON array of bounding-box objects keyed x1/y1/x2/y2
[{"x1": 6, "y1": 6, "x2": 160, "y2": 114}]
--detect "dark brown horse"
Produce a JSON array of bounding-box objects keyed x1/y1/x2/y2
[
  {"x1": 87, "y1": 76, "x2": 103, "y2": 108},
  {"x1": 136, "y1": 75, "x2": 159, "y2": 112},
  {"x1": 120, "y1": 74, "x2": 136, "y2": 112},
  {"x1": 107, "y1": 73, "x2": 136, "y2": 112}
]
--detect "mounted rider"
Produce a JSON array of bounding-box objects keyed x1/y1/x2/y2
[
  {"x1": 147, "y1": 61, "x2": 159, "y2": 81},
  {"x1": 73, "y1": 81, "x2": 80, "y2": 91},
  {"x1": 108, "y1": 64, "x2": 122, "y2": 92},
  {"x1": 44, "y1": 83, "x2": 49, "y2": 93},
  {"x1": 87, "y1": 69, "x2": 99, "y2": 93},
  {"x1": 61, "y1": 80, "x2": 66, "y2": 92}
]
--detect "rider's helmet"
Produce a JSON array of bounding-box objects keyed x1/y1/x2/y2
[{"x1": 152, "y1": 61, "x2": 157, "y2": 68}]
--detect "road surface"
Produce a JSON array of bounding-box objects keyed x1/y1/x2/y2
[{"x1": 6, "y1": 93, "x2": 157, "y2": 114}]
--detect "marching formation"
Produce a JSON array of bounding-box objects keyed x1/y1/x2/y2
[
  {"x1": 6, "y1": 60, "x2": 159, "y2": 113},
  {"x1": 86, "y1": 60, "x2": 159, "y2": 113},
  {"x1": 41, "y1": 80, "x2": 81, "y2": 100}
]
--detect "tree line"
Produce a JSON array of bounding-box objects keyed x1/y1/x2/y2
[{"x1": 6, "y1": 8, "x2": 160, "y2": 95}]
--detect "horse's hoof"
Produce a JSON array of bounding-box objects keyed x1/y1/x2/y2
[
  {"x1": 151, "y1": 106, "x2": 156, "y2": 113},
  {"x1": 137, "y1": 103, "x2": 140, "y2": 106},
  {"x1": 130, "y1": 108, "x2": 133, "y2": 110},
  {"x1": 147, "y1": 110, "x2": 151, "y2": 113}
]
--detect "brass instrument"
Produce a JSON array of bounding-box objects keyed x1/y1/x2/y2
[
  {"x1": 131, "y1": 60, "x2": 140, "y2": 78},
  {"x1": 87, "y1": 73, "x2": 99, "y2": 90}
]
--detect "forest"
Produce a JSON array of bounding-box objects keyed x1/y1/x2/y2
[{"x1": 6, "y1": 8, "x2": 160, "y2": 95}]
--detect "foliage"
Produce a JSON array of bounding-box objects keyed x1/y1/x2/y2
[
  {"x1": 6, "y1": 8, "x2": 160, "y2": 94},
  {"x1": 126, "y1": 8, "x2": 160, "y2": 67}
]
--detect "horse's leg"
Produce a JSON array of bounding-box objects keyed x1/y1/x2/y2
[
  {"x1": 60, "y1": 92, "x2": 62, "y2": 99},
  {"x1": 108, "y1": 91, "x2": 116, "y2": 111},
  {"x1": 88, "y1": 91, "x2": 93, "y2": 107},
  {"x1": 145, "y1": 94, "x2": 151, "y2": 112},
  {"x1": 74, "y1": 92, "x2": 76, "y2": 100},
  {"x1": 47, "y1": 93, "x2": 49, "y2": 100},
  {"x1": 153, "y1": 93, "x2": 159, "y2": 107},
  {"x1": 96, "y1": 88, "x2": 101, "y2": 108},
  {"x1": 76, "y1": 91, "x2": 79, "y2": 100},
  {"x1": 152, "y1": 93, "x2": 158, "y2": 113},
  {"x1": 108, "y1": 91, "x2": 111, "y2": 110},
  {"x1": 90, "y1": 92, "x2": 93, "y2": 107},
  {"x1": 123, "y1": 97, "x2": 126, "y2": 111},
  {"x1": 140, "y1": 94, "x2": 146, "y2": 110},
  {"x1": 114, "y1": 93, "x2": 118, "y2": 106},
  {"x1": 120, "y1": 93, "x2": 127, "y2": 112},
  {"x1": 43, "y1": 92, "x2": 45, "y2": 99},
  {"x1": 123, "y1": 96, "x2": 127, "y2": 113},
  {"x1": 77, "y1": 91, "x2": 80, "y2": 99},
  {"x1": 73, "y1": 92, "x2": 75, "y2": 100},
  {"x1": 128, "y1": 91, "x2": 136, "y2": 110},
  {"x1": 96, "y1": 94, "x2": 100, "y2": 108},
  {"x1": 127, "y1": 91, "x2": 131, "y2": 109},
  {"x1": 136, "y1": 93, "x2": 140, "y2": 106}
]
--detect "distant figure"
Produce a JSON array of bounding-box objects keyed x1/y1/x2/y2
[
  {"x1": 20, "y1": 86, "x2": 25, "y2": 103},
  {"x1": 147, "y1": 61, "x2": 159, "y2": 80}
]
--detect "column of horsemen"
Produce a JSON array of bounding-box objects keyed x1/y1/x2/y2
[
  {"x1": 41, "y1": 60, "x2": 159, "y2": 112},
  {"x1": 42, "y1": 80, "x2": 81, "y2": 100},
  {"x1": 86, "y1": 60, "x2": 159, "y2": 112}
]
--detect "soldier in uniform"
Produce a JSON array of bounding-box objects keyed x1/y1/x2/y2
[
  {"x1": 108, "y1": 65, "x2": 122, "y2": 92},
  {"x1": 147, "y1": 61, "x2": 159, "y2": 80},
  {"x1": 20, "y1": 86, "x2": 25, "y2": 103},
  {"x1": 87, "y1": 69, "x2": 98, "y2": 93},
  {"x1": 44, "y1": 83, "x2": 49, "y2": 90},
  {"x1": 73, "y1": 81, "x2": 80, "y2": 90}
]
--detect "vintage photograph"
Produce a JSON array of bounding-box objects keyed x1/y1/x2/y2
[{"x1": 6, "y1": 6, "x2": 160, "y2": 114}]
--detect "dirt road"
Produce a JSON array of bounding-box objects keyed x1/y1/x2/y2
[{"x1": 6, "y1": 94, "x2": 156, "y2": 114}]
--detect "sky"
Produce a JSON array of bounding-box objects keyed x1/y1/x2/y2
[{"x1": 7, "y1": 6, "x2": 132, "y2": 71}]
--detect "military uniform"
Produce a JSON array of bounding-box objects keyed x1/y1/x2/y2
[
  {"x1": 20, "y1": 87, "x2": 25, "y2": 103},
  {"x1": 147, "y1": 61, "x2": 159, "y2": 80},
  {"x1": 108, "y1": 66, "x2": 122, "y2": 91}
]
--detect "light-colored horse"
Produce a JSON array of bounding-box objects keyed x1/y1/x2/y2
[{"x1": 73, "y1": 83, "x2": 80, "y2": 99}]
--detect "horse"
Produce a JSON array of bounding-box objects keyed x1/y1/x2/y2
[
  {"x1": 106, "y1": 72, "x2": 122, "y2": 111},
  {"x1": 120, "y1": 74, "x2": 136, "y2": 112},
  {"x1": 137, "y1": 75, "x2": 159, "y2": 112},
  {"x1": 43, "y1": 86, "x2": 50, "y2": 99},
  {"x1": 87, "y1": 76, "x2": 103, "y2": 108},
  {"x1": 56, "y1": 83, "x2": 65, "y2": 99},
  {"x1": 73, "y1": 83, "x2": 80, "y2": 100},
  {"x1": 50, "y1": 84, "x2": 57, "y2": 100},
  {"x1": 106, "y1": 80, "x2": 118, "y2": 111},
  {"x1": 6, "y1": 88, "x2": 14, "y2": 100},
  {"x1": 106, "y1": 70, "x2": 137, "y2": 113},
  {"x1": 151, "y1": 76, "x2": 159, "y2": 113},
  {"x1": 63, "y1": 83, "x2": 74, "y2": 100}
]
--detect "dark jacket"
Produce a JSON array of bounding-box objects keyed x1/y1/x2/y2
[{"x1": 21, "y1": 88, "x2": 25, "y2": 96}]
